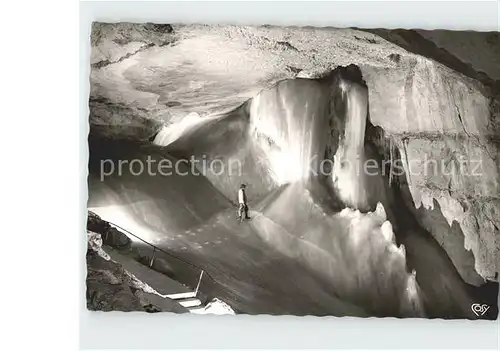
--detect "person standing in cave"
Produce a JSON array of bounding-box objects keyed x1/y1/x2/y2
[{"x1": 237, "y1": 184, "x2": 251, "y2": 222}]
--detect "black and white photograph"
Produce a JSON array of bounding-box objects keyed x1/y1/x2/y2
[{"x1": 86, "y1": 22, "x2": 499, "y2": 319}]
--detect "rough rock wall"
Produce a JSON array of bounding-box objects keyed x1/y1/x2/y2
[
  {"x1": 86, "y1": 231, "x2": 189, "y2": 313},
  {"x1": 416, "y1": 30, "x2": 500, "y2": 81},
  {"x1": 361, "y1": 57, "x2": 499, "y2": 284},
  {"x1": 88, "y1": 22, "x2": 412, "y2": 136}
]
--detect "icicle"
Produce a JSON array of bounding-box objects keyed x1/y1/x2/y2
[
  {"x1": 398, "y1": 244, "x2": 406, "y2": 259},
  {"x1": 389, "y1": 137, "x2": 394, "y2": 186},
  {"x1": 375, "y1": 202, "x2": 387, "y2": 220},
  {"x1": 381, "y1": 220, "x2": 395, "y2": 243}
]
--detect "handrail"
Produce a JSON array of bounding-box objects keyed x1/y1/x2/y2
[
  {"x1": 194, "y1": 270, "x2": 204, "y2": 296},
  {"x1": 92, "y1": 214, "x2": 218, "y2": 291},
  {"x1": 109, "y1": 221, "x2": 203, "y2": 270}
]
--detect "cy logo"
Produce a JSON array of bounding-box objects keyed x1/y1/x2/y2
[{"x1": 471, "y1": 303, "x2": 490, "y2": 316}]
